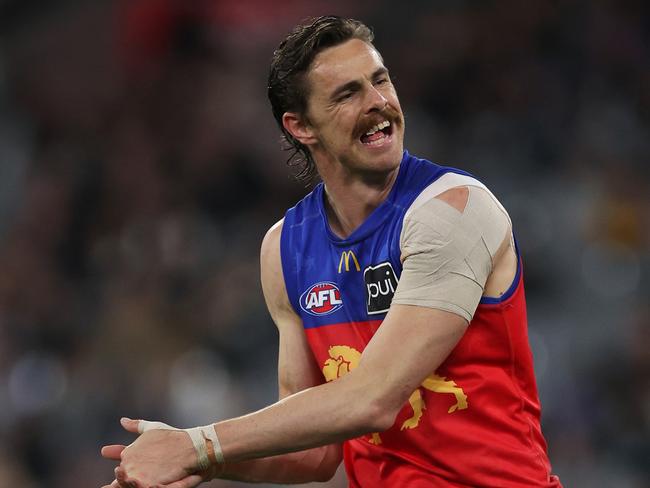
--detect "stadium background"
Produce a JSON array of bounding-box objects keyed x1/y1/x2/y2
[{"x1": 0, "y1": 0, "x2": 648, "y2": 486}]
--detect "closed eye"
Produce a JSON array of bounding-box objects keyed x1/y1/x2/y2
[
  {"x1": 372, "y1": 67, "x2": 391, "y2": 86},
  {"x1": 337, "y1": 91, "x2": 354, "y2": 102}
]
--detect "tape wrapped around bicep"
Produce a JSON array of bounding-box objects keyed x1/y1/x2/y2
[{"x1": 392, "y1": 186, "x2": 510, "y2": 322}]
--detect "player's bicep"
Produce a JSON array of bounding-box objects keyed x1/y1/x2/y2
[
  {"x1": 356, "y1": 303, "x2": 468, "y2": 418},
  {"x1": 260, "y1": 219, "x2": 324, "y2": 399},
  {"x1": 392, "y1": 185, "x2": 511, "y2": 322},
  {"x1": 276, "y1": 315, "x2": 324, "y2": 399}
]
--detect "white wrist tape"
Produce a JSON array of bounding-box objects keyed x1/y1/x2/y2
[
  {"x1": 138, "y1": 420, "x2": 224, "y2": 471},
  {"x1": 186, "y1": 425, "x2": 225, "y2": 470}
]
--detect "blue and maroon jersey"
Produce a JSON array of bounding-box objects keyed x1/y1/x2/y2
[{"x1": 280, "y1": 151, "x2": 561, "y2": 487}]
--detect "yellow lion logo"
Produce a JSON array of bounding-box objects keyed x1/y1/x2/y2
[{"x1": 322, "y1": 345, "x2": 468, "y2": 445}]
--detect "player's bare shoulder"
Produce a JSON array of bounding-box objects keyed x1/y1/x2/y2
[
  {"x1": 260, "y1": 219, "x2": 297, "y2": 323},
  {"x1": 261, "y1": 218, "x2": 284, "y2": 274},
  {"x1": 434, "y1": 186, "x2": 470, "y2": 213}
]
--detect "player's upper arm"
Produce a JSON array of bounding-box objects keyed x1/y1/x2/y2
[
  {"x1": 391, "y1": 185, "x2": 514, "y2": 322},
  {"x1": 247, "y1": 220, "x2": 342, "y2": 482},
  {"x1": 352, "y1": 186, "x2": 515, "y2": 427},
  {"x1": 260, "y1": 220, "x2": 324, "y2": 399}
]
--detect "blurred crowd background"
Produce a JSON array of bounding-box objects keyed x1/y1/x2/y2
[{"x1": 0, "y1": 0, "x2": 648, "y2": 486}]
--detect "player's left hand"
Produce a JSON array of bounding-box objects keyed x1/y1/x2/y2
[
  {"x1": 100, "y1": 417, "x2": 206, "y2": 488},
  {"x1": 100, "y1": 466, "x2": 205, "y2": 488}
]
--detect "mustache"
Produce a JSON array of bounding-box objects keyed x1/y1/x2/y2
[{"x1": 356, "y1": 106, "x2": 402, "y2": 136}]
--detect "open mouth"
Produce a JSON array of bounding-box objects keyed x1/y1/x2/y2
[{"x1": 360, "y1": 120, "x2": 393, "y2": 146}]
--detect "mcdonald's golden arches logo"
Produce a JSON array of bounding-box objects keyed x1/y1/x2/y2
[{"x1": 338, "y1": 250, "x2": 360, "y2": 273}]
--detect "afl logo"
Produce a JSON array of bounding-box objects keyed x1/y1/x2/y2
[{"x1": 300, "y1": 282, "x2": 343, "y2": 316}]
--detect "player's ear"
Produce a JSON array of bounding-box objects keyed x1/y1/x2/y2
[{"x1": 282, "y1": 112, "x2": 317, "y2": 145}]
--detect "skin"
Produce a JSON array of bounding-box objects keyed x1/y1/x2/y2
[
  {"x1": 282, "y1": 38, "x2": 405, "y2": 236},
  {"x1": 101, "y1": 38, "x2": 518, "y2": 487}
]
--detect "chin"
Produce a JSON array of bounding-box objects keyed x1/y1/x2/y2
[
  {"x1": 353, "y1": 153, "x2": 401, "y2": 180},
  {"x1": 369, "y1": 144, "x2": 403, "y2": 172}
]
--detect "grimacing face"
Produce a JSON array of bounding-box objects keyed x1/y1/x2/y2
[{"x1": 285, "y1": 39, "x2": 405, "y2": 176}]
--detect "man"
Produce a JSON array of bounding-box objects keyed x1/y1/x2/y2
[{"x1": 102, "y1": 16, "x2": 562, "y2": 487}]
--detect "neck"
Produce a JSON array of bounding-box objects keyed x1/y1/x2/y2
[{"x1": 321, "y1": 165, "x2": 399, "y2": 239}]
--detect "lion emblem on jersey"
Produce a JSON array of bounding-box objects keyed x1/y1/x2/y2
[{"x1": 322, "y1": 345, "x2": 468, "y2": 444}]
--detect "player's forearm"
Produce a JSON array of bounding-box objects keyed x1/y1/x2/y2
[
  {"x1": 213, "y1": 366, "x2": 398, "y2": 464},
  {"x1": 218, "y1": 444, "x2": 341, "y2": 483}
]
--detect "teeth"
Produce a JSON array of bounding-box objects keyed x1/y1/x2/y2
[
  {"x1": 365, "y1": 120, "x2": 390, "y2": 136},
  {"x1": 365, "y1": 125, "x2": 379, "y2": 136}
]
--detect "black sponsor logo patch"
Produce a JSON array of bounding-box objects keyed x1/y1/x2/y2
[{"x1": 364, "y1": 262, "x2": 399, "y2": 315}]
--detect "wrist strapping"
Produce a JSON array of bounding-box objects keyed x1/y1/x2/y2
[
  {"x1": 138, "y1": 420, "x2": 225, "y2": 472},
  {"x1": 186, "y1": 425, "x2": 225, "y2": 470}
]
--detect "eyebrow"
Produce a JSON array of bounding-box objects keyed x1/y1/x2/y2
[{"x1": 329, "y1": 67, "x2": 389, "y2": 101}]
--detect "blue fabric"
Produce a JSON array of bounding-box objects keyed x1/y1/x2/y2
[{"x1": 280, "y1": 150, "x2": 473, "y2": 329}]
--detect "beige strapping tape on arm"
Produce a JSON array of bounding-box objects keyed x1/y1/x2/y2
[{"x1": 138, "y1": 420, "x2": 225, "y2": 471}]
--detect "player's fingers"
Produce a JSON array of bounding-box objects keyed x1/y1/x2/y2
[
  {"x1": 157, "y1": 474, "x2": 204, "y2": 488},
  {"x1": 115, "y1": 467, "x2": 131, "y2": 488},
  {"x1": 120, "y1": 417, "x2": 143, "y2": 433},
  {"x1": 101, "y1": 444, "x2": 127, "y2": 460},
  {"x1": 119, "y1": 417, "x2": 140, "y2": 433},
  {"x1": 121, "y1": 417, "x2": 175, "y2": 433},
  {"x1": 100, "y1": 481, "x2": 120, "y2": 488},
  {"x1": 115, "y1": 466, "x2": 143, "y2": 488}
]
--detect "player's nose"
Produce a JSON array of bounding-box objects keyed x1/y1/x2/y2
[{"x1": 364, "y1": 85, "x2": 388, "y2": 113}]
